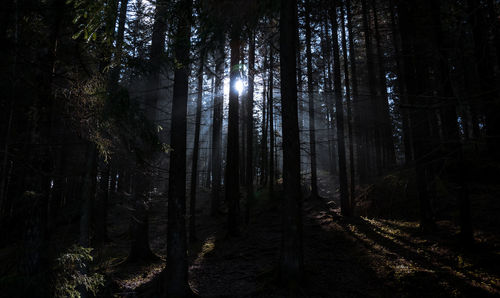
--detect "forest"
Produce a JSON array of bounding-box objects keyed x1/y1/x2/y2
[{"x1": 1, "y1": 0, "x2": 500, "y2": 297}]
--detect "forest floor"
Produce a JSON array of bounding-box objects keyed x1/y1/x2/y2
[{"x1": 98, "y1": 172, "x2": 500, "y2": 297}]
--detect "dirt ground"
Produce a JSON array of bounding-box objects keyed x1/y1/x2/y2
[{"x1": 100, "y1": 173, "x2": 500, "y2": 297}]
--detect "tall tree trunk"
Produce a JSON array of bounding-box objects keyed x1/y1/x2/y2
[
  {"x1": 226, "y1": 28, "x2": 241, "y2": 237},
  {"x1": 341, "y1": 2, "x2": 355, "y2": 211},
  {"x1": 347, "y1": 0, "x2": 366, "y2": 184},
  {"x1": 211, "y1": 38, "x2": 224, "y2": 216},
  {"x1": 260, "y1": 66, "x2": 268, "y2": 186},
  {"x1": 126, "y1": 0, "x2": 159, "y2": 262},
  {"x1": 279, "y1": 0, "x2": 304, "y2": 288},
  {"x1": 0, "y1": 90, "x2": 14, "y2": 215},
  {"x1": 331, "y1": 2, "x2": 350, "y2": 216},
  {"x1": 189, "y1": 47, "x2": 205, "y2": 243},
  {"x1": 321, "y1": 19, "x2": 338, "y2": 177},
  {"x1": 305, "y1": 0, "x2": 319, "y2": 198},
  {"x1": 371, "y1": 0, "x2": 396, "y2": 169},
  {"x1": 78, "y1": 144, "x2": 97, "y2": 298},
  {"x1": 127, "y1": 172, "x2": 155, "y2": 262},
  {"x1": 433, "y1": 0, "x2": 473, "y2": 245},
  {"x1": 20, "y1": 1, "x2": 65, "y2": 290},
  {"x1": 398, "y1": 0, "x2": 436, "y2": 232},
  {"x1": 361, "y1": 0, "x2": 382, "y2": 176},
  {"x1": 269, "y1": 43, "x2": 275, "y2": 194},
  {"x1": 468, "y1": 0, "x2": 500, "y2": 157},
  {"x1": 94, "y1": 164, "x2": 110, "y2": 245},
  {"x1": 389, "y1": 0, "x2": 413, "y2": 164},
  {"x1": 148, "y1": 0, "x2": 168, "y2": 120},
  {"x1": 108, "y1": 0, "x2": 129, "y2": 88},
  {"x1": 164, "y1": 0, "x2": 192, "y2": 295},
  {"x1": 246, "y1": 32, "x2": 255, "y2": 224}
]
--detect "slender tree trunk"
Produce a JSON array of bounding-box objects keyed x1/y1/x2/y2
[
  {"x1": 468, "y1": 0, "x2": 500, "y2": 157},
  {"x1": 20, "y1": 1, "x2": 64, "y2": 290},
  {"x1": 341, "y1": 3, "x2": 355, "y2": 211},
  {"x1": 165, "y1": 0, "x2": 192, "y2": 295},
  {"x1": 127, "y1": 172, "x2": 155, "y2": 262},
  {"x1": 433, "y1": 0, "x2": 473, "y2": 245},
  {"x1": 240, "y1": 54, "x2": 247, "y2": 188},
  {"x1": 246, "y1": 32, "x2": 255, "y2": 224},
  {"x1": 398, "y1": 0, "x2": 436, "y2": 232},
  {"x1": 331, "y1": 2, "x2": 350, "y2": 216},
  {"x1": 389, "y1": 0, "x2": 413, "y2": 164},
  {"x1": 361, "y1": 0, "x2": 382, "y2": 176},
  {"x1": 321, "y1": 19, "x2": 338, "y2": 177},
  {"x1": 95, "y1": 164, "x2": 110, "y2": 245},
  {"x1": 371, "y1": 0, "x2": 395, "y2": 169},
  {"x1": 189, "y1": 47, "x2": 205, "y2": 242},
  {"x1": 78, "y1": 143, "x2": 97, "y2": 298},
  {"x1": 211, "y1": 39, "x2": 224, "y2": 216},
  {"x1": 226, "y1": 28, "x2": 241, "y2": 237},
  {"x1": 147, "y1": 0, "x2": 168, "y2": 121},
  {"x1": 108, "y1": 0, "x2": 129, "y2": 88},
  {"x1": 347, "y1": 0, "x2": 366, "y2": 184},
  {"x1": 269, "y1": 44, "x2": 275, "y2": 194},
  {"x1": 305, "y1": 0, "x2": 319, "y2": 198},
  {"x1": 279, "y1": 0, "x2": 304, "y2": 288},
  {"x1": 261, "y1": 68, "x2": 268, "y2": 186},
  {"x1": 126, "y1": 0, "x2": 159, "y2": 262},
  {"x1": 0, "y1": 98, "x2": 13, "y2": 215}
]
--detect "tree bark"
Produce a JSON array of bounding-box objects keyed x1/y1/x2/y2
[
  {"x1": 398, "y1": 0, "x2": 436, "y2": 232},
  {"x1": 346, "y1": 0, "x2": 367, "y2": 184},
  {"x1": 371, "y1": 0, "x2": 396, "y2": 169},
  {"x1": 305, "y1": 0, "x2": 319, "y2": 198},
  {"x1": 260, "y1": 62, "x2": 268, "y2": 186},
  {"x1": 164, "y1": 0, "x2": 192, "y2": 295},
  {"x1": 211, "y1": 37, "x2": 224, "y2": 217},
  {"x1": 127, "y1": 172, "x2": 156, "y2": 262},
  {"x1": 361, "y1": 0, "x2": 382, "y2": 176},
  {"x1": 279, "y1": 0, "x2": 304, "y2": 288},
  {"x1": 226, "y1": 28, "x2": 241, "y2": 237},
  {"x1": 189, "y1": 46, "x2": 205, "y2": 242},
  {"x1": 341, "y1": 2, "x2": 355, "y2": 211},
  {"x1": 246, "y1": 32, "x2": 255, "y2": 224},
  {"x1": 331, "y1": 2, "x2": 350, "y2": 216},
  {"x1": 269, "y1": 43, "x2": 275, "y2": 194},
  {"x1": 95, "y1": 164, "x2": 110, "y2": 245},
  {"x1": 389, "y1": 0, "x2": 413, "y2": 164},
  {"x1": 108, "y1": 0, "x2": 129, "y2": 89}
]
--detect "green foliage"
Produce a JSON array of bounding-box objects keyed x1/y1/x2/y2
[
  {"x1": 103, "y1": 86, "x2": 165, "y2": 164},
  {"x1": 53, "y1": 245, "x2": 104, "y2": 298},
  {"x1": 68, "y1": 0, "x2": 117, "y2": 44},
  {"x1": 64, "y1": 71, "x2": 164, "y2": 164}
]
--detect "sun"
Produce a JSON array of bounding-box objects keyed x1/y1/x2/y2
[{"x1": 234, "y1": 79, "x2": 244, "y2": 96}]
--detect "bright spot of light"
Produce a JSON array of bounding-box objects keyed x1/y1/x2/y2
[{"x1": 234, "y1": 79, "x2": 244, "y2": 96}]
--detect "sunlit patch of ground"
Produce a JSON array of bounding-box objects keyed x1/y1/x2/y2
[
  {"x1": 98, "y1": 171, "x2": 499, "y2": 297},
  {"x1": 114, "y1": 261, "x2": 164, "y2": 291},
  {"x1": 307, "y1": 195, "x2": 500, "y2": 297}
]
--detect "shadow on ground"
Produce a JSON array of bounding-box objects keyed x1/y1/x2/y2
[{"x1": 103, "y1": 173, "x2": 500, "y2": 297}]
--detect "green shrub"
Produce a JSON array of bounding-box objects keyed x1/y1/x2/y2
[{"x1": 53, "y1": 245, "x2": 104, "y2": 298}]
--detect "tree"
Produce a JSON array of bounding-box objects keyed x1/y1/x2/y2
[
  {"x1": 189, "y1": 41, "x2": 206, "y2": 242},
  {"x1": 340, "y1": 0, "x2": 356, "y2": 210},
  {"x1": 164, "y1": 0, "x2": 192, "y2": 295},
  {"x1": 226, "y1": 25, "x2": 241, "y2": 237},
  {"x1": 331, "y1": 1, "x2": 350, "y2": 216},
  {"x1": 305, "y1": 0, "x2": 319, "y2": 199},
  {"x1": 398, "y1": 0, "x2": 436, "y2": 232},
  {"x1": 246, "y1": 31, "x2": 256, "y2": 224},
  {"x1": 268, "y1": 41, "x2": 275, "y2": 194},
  {"x1": 211, "y1": 33, "x2": 224, "y2": 217},
  {"x1": 279, "y1": 0, "x2": 304, "y2": 288}
]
